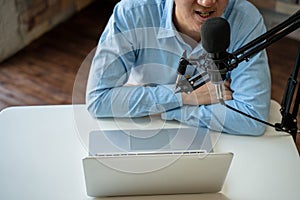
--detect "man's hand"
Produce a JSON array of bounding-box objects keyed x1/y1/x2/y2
[{"x1": 182, "y1": 81, "x2": 233, "y2": 105}]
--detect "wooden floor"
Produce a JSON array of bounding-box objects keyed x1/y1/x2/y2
[
  {"x1": 0, "y1": 1, "x2": 299, "y2": 148},
  {"x1": 0, "y1": 0, "x2": 116, "y2": 108}
]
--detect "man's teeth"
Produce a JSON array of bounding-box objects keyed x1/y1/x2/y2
[
  {"x1": 200, "y1": 12, "x2": 210, "y2": 17},
  {"x1": 196, "y1": 11, "x2": 211, "y2": 17}
]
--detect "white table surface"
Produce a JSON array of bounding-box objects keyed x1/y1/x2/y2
[{"x1": 0, "y1": 100, "x2": 299, "y2": 200}]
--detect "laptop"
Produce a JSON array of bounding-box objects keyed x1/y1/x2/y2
[{"x1": 82, "y1": 127, "x2": 233, "y2": 197}]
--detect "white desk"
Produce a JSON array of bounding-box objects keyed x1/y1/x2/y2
[{"x1": 0, "y1": 100, "x2": 299, "y2": 200}]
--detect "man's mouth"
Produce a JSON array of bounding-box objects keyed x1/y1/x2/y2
[{"x1": 195, "y1": 11, "x2": 215, "y2": 18}]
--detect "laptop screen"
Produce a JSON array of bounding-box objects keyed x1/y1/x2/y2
[{"x1": 89, "y1": 127, "x2": 213, "y2": 156}]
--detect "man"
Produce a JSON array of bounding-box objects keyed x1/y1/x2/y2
[{"x1": 86, "y1": 0, "x2": 271, "y2": 136}]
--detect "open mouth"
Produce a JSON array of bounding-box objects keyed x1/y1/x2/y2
[{"x1": 195, "y1": 11, "x2": 215, "y2": 18}]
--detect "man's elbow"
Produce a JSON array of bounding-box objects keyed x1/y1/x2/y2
[
  {"x1": 86, "y1": 92, "x2": 104, "y2": 118},
  {"x1": 243, "y1": 108, "x2": 269, "y2": 136},
  {"x1": 226, "y1": 102, "x2": 270, "y2": 136},
  {"x1": 86, "y1": 93, "x2": 114, "y2": 118},
  {"x1": 248, "y1": 123, "x2": 266, "y2": 136},
  {"x1": 86, "y1": 99, "x2": 99, "y2": 118},
  {"x1": 230, "y1": 120, "x2": 267, "y2": 136}
]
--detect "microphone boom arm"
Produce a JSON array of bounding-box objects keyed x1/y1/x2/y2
[{"x1": 230, "y1": 9, "x2": 300, "y2": 70}]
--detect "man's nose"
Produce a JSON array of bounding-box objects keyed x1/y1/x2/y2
[{"x1": 197, "y1": 0, "x2": 216, "y2": 7}]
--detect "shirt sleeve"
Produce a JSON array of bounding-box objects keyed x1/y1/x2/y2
[{"x1": 86, "y1": 3, "x2": 182, "y2": 118}]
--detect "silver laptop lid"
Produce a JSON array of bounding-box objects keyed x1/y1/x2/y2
[{"x1": 83, "y1": 152, "x2": 233, "y2": 197}]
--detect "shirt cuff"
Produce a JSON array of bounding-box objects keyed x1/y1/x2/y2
[{"x1": 163, "y1": 84, "x2": 183, "y2": 107}]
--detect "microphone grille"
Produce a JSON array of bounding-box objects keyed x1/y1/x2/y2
[{"x1": 201, "y1": 17, "x2": 230, "y2": 53}]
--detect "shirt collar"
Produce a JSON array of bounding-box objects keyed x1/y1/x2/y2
[{"x1": 157, "y1": 0, "x2": 177, "y2": 39}]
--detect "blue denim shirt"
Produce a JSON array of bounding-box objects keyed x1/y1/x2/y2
[{"x1": 86, "y1": 0, "x2": 271, "y2": 136}]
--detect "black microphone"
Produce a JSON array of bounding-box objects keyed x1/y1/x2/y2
[{"x1": 201, "y1": 17, "x2": 231, "y2": 101}]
